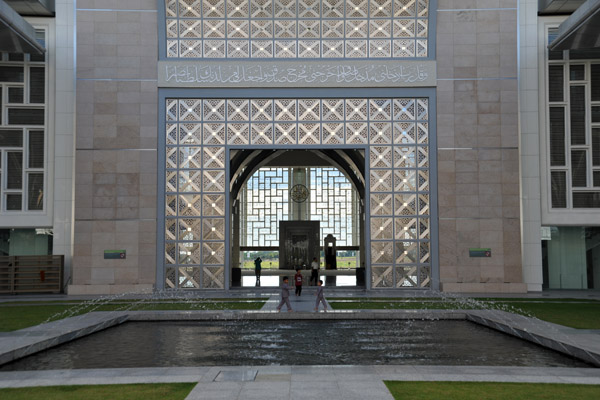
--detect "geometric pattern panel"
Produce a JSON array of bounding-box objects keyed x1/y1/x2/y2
[
  {"x1": 366, "y1": 96, "x2": 430, "y2": 288},
  {"x1": 165, "y1": 96, "x2": 430, "y2": 288},
  {"x1": 310, "y1": 168, "x2": 358, "y2": 246},
  {"x1": 241, "y1": 167, "x2": 290, "y2": 248},
  {"x1": 0, "y1": 38, "x2": 47, "y2": 213},
  {"x1": 164, "y1": 0, "x2": 429, "y2": 59},
  {"x1": 545, "y1": 34, "x2": 600, "y2": 208},
  {"x1": 241, "y1": 167, "x2": 359, "y2": 247}
]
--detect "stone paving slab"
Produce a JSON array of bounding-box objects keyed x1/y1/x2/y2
[
  {"x1": 0, "y1": 366, "x2": 599, "y2": 399},
  {"x1": 262, "y1": 288, "x2": 330, "y2": 312}
]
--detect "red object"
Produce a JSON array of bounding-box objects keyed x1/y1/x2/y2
[
  {"x1": 40, "y1": 270, "x2": 45, "y2": 282},
  {"x1": 295, "y1": 273, "x2": 302, "y2": 286}
]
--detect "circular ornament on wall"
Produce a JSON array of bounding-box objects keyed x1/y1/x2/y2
[{"x1": 290, "y1": 184, "x2": 309, "y2": 203}]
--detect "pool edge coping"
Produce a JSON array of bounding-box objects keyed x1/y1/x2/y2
[{"x1": 0, "y1": 309, "x2": 598, "y2": 368}]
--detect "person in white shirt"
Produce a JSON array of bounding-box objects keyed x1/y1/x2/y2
[{"x1": 310, "y1": 257, "x2": 319, "y2": 286}]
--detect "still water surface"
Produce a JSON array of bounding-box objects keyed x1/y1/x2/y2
[{"x1": 1, "y1": 320, "x2": 590, "y2": 370}]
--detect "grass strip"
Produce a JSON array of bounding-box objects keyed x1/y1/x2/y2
[
  {"x1": 330, "y1": 297, "x2": 599, "y2": 302},
  {"x1": 385, "y1": 381, "x2": 600, "y2": 400},
  {"x1": 327, "y1": 298, "x2": 600, "y2": 329},
  {"x1": 0, "y1": 383, "x2": 196, "y2": 400},
  {"x1": 0, "y1": 298, "x2": 268, "y2": 305},
  {"x1": 0, "y1": 300, "x2": 265, "y2": 332},
  {"x1": 504, "y1": 302, "x2": 600, "y2": 329}
]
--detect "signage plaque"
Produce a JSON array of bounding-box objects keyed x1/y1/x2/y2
[
  {"x1": 469, "y1": 248, "x2": 491, "y2": 258},
  {"x1": 104, "y1": 250, "x2": 126, "y2": 259}
]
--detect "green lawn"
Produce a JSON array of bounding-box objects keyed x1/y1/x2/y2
[
  {"x1": 385, "y1": 382, "x2": 600, "y2": 400},
  {"x1": 0, "y1": 299, "x2": 266, "y2": 332},
  {"x1": 504, "y1": 301, "x2": 600, "y2": 329},
  {"x1": 0, "y1": 383, "x2": 195, "y2": 400},
  {"x1": 327, "y1": 298, "x2": 600, "y2": 329}
]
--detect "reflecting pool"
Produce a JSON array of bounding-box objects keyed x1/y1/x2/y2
[{"x1": 0, "y1": 320, "x2": 590, "y2": 370}]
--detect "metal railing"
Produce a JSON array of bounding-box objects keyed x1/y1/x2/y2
[{"x1": 0, "y1": 255, "x2": 64, "y2": 294}]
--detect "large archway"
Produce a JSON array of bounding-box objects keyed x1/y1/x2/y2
[{"x1": 229, "y1": 149, "x2": 366, "y2": 287}]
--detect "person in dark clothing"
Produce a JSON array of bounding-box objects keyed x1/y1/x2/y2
[
  {"x1": 294, "y1": 268, "x2": 303, "y2": 296},
  {"x1": 254, "y1": 257, "x2": 262, "y2": 286}
]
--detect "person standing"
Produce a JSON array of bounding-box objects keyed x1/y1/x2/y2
[
  {"x1": 310, "y1": 257, "x2": 319, "y2": 286},
  {"x1": 276, "y1": 276, "x2": 293, "y2": 312},
  {"x1": 294, "y1": 268, "x2": 303, "y2": 296},
  {"x1": 314, "y1": 280, "x2": 327, "y2": 312},
  {"x1": 254, "y1": 257, "x2": 262, "y2": 286}
]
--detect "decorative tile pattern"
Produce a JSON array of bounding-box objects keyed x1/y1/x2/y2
[
  {"x1": 164, "y1": 0, "x2": 429, "y2": 59},
  {"x1": 164, "y1": 96, "x2": 430, "y2": 288}
]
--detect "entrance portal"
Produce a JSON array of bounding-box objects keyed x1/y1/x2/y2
[
  {"x1": 231, "y1": 152, "x2": 365, "y2": 288},
  {"x1": 160, "y1": 94, "x2": 435, "y2": 290}
]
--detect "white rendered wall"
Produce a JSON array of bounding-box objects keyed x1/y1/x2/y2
[
  {"x1": 52, "y1": 0, "x2": 76, "y2": 286},
  {"x1": 518, "y1": 0, "x2": 543, "y2": 291}
]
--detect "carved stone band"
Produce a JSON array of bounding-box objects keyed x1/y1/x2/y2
[{"x1": 158, "y1": 60, "x2": 436, "y2": 88}]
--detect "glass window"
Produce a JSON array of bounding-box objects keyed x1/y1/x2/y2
[
  {"x1": 0, "y1": 228, "x2": 52, "y2": 256},
  {"x1": 7, "y1": 109, "x2": 44, "y2": 125},
  {"x1": 29, "y1": 67, "x2": 45, "y2": 103},
  {"x1": 542, "y1": 227, "x2": 600, "y2": 289},
  {"x1": 0, "y1": 129, "x2": 23, "y2": 147},
  {"x1": 0, "y1": 67, "x2": 24, "y2": 82},
  {"x1": 27, "y1": 172, "x2": 43, "y2": 210},
  {"x1": 28, "y1": 130, "x2": 44, "y2": 168},
  {"x1": 569, "y1": 64, "x2": 585, "y2": 81},
  {"x1": 6, "y1": 152, "x2": 22, "y2": 189},
  {"x1": 548, "y1": 65, "x2": 564, "y2": 102},
  {"x1": 0, "y1": 29, "x2": 46, "y2": 213},
  {"x1": 6, "y1": 193, "x2": 22, "y2": 210},
  {"x1": 8, "y1": 87, "x2": 24, "y2": 103}
]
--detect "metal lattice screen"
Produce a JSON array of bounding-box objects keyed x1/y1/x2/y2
[
  {"x1": 241, "y1": 167, "x2": 290, "y2": 247},
  {"x1": 164, "y1": 97, "x2": 431, "y2": 288},
  {"x1": 0, "y1": 31, "x2": 47, "y2": 213},
  {"x1": 240, "y1": 167, "x2": 358, "y2": 248},
  {"x1": 164, "y1": 0, "x2": 429, "y2": 58},
  {"x1": 310, "y1": 167, "x2": 358, "y2": 246},
  {"x1": 547, "y1": 28, "x2": 600, "y2": 208}
]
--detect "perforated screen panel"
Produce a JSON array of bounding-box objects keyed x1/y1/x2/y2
[
  {"x1": 163, "y1": 96, "x2": 431, "y2": 289},
  {"x1": 164, "y1": 0, "x2": 429, "y2": 59}
]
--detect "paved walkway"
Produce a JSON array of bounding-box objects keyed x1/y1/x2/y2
[
  {"x1": 262, "y1": 287, "x2": 330, "y2": 312},
  {"x1": 1, "y1": 366, "x2": 600, "y2": 399}
]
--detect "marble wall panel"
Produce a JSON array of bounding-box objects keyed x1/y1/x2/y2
[
  {"x1": 71, "y1": 0, "x2": 158, "y2": 294},
  {"x1": 436, "y1": 2, "x2": 523, "y2": 293}
]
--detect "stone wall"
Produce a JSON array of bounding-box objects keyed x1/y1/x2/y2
[
  {"x1": 436, "y1": 0, "x2": 526, "y2": 293},
  {"x1": 67, "y1": 0, "x2": 530, "y2": 294},
  {"x1": 70, "y1": 0, "x2": 158, "y2": 295}
]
